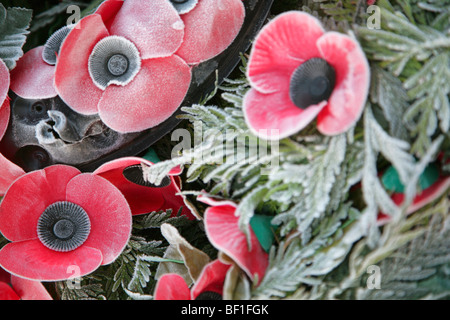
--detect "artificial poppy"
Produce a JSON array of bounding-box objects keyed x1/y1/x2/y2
[
  {"x1": 154, "y1": 259, "x2": 230, "y2": 300},
  {"x1": 198, "y1": 195, "x2": 269, "y2": 283},
  {"x1": 243, "y1": 11, "x2": 370, "y2": 140},
  {"x1": 0, "y1": 267, "x2": 52, "y2": 300},
  {"x1": 54, "y1": 0, "x2": 191, "y2": 133},
  {"x1": 172, "y1": 0, "x2": 245, "y2": 65},
  {"x1": 93, "y1": 157, "x2": 196, "y2": 219},
  {"x1": 378, "y1": 163, "x2": 450, "y2": 225},
  {"x1": 0, "y1": 165, "x2": 132, "y2": 281}
]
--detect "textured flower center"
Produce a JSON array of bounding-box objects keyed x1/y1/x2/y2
[
  {"x1": 122, "y1": 165, "x2": 172, "y2": 188},
  {"x1": 37, "y1": 201, "x2": 91, "y2": 252},
  {"x1": 42, "y1": 25, "x2": 73, "y2": 65},
  {"x1": 107, "y1": 54, "x2": 129, "y2": 76},
  {"x1": 88, "y1": 36, "x2": 141, "y2": 90},
  {"x1": 289, "y1": 58, "x2": 336, "y2": 110}
]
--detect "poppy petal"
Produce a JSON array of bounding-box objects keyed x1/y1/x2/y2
[
  {"x1": 247, "y1": 11, "x2": 325, "y2": 94},
  {"x1": 9, "y1": 47, "x2": 57, "y2": 99},
  {"x1": 191, "y1": 259, "x2": 230, "y2": 299},
  {"x1": 0, "y1": 240, "x2": 103, "y2": 281},
  {"x1": 0, "y1": 282, "x2": 20, "y2": 300},
  {"x1": 243, "y1": 88, "x2": 326, "y2": 140},
  {"x1": 10, "y1": 275, "x2": 52, "y2": 300},
  {"x1": 94, "y1": 0, "x2": 124, "y2": 29},
  {"x1": 0, "y1": 97, "x2": 10, "y2": 140},
  {"x1": 109, "y1": 0, "x2": 184, "y2": 59},
  {"x1": 0, "y1": 165, "x2": 81, "y2": 242},
  {"x1": 316, "y1": 32, "x2": 370, "y2": 135},
  {"x1": 93, "y1": 157, "x2": 165, "y2": 215},
  {"x1": 65, "y1": 173, "x2": 132, "y2": 265},
  {"x1": 55, "y1": 14, "x2": 109, "y2": 115},
  {"x1": 0, "y1": 59, "x2": 9, "y2": 104},
  {"x1": 0, "y1": 153, "x2": 25, "y2": 197},
  {"x1": 203, "y1": 199, "x2": 268, "y2": 282},
  {"x1": 98, "y1": 55, "x2": 191, "y2": 133},
  {"x1": 176, "y1": 0, "x2": 245, "y2": 65},
  {"x1": 154, "y1": 273, "x2": 191, "y2": 300}
]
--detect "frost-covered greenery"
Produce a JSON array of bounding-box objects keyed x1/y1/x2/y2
[{"x1": 1, "y1": 0, "x2": 448, "y2": 300}]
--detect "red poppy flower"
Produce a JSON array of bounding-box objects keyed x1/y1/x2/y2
[
  {"x1": 93, "y1": 157, "x2": 196, "y2": 219},
  {"x1": 173, "y1": 0, "x2": 245, "y2": 65},
  {"x1": 54, "y1": 0, "x2": 191, "y2": 134},
  {"x1": 0, "y1": 165, "x2": 132, "y2": 281},
  {"x1": 243, "y1": 11, "x2": 370, "y2": 140},
  {"x1": 197, "y1": 195, "x2": 268, "y2": 283},
  {"x1": 0, "y1": 267, "x2": 52, "y2": 300},
  {"x1": 154, "y1": 259, "x2": 230, "y2": 300}
]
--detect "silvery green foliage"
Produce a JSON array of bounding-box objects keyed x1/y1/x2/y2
[
  {"x1": 144, "y1": 1, "x2": 450, "y2": 300},
  {"x1": 357, "y1": 5, "x2": 450, "y2": 157},
  {"x1": 0, "y1": 4, "x2": 32, "y2": 69},
  {"x1": 357, "y1": 208, "x2": 450, "y2": 300}
]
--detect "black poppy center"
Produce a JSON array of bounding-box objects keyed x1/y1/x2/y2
[
  {"x1": 122, "y1": 165, "x2": 172, "y2": 188},
  {"x1": 53, "y1": 219, "x2": 75, "y2": 240},
  {"x1": 171, "y1": 0, "x2": 189, "y2": 3},
  {"x1": 289, "y1": 58, "x2": 336, "y2": 110},
  {"x1": 107, "y1": 54, "x2": 129, "y2": 76},
  {"x1": 37, "y1": 201, "x2": 91, "y2": 252}
]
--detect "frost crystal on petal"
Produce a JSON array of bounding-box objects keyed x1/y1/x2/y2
[{"x1": 88, "y1": 35, "x2": 141, "y2": 90}]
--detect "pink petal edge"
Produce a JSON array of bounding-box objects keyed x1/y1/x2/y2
[
  {"x1": 247, "y1": 11, "x2": 325, "y2": 94},
  {"x1": 9, "y1": 47, "x2": 57, "y2": 99}
]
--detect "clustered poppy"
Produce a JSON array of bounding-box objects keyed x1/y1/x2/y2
[
  {"x1": 93, "y1": 157, "x2": 197, "y2": 219},
  {"x1": 154, "y1": 259, "x2": 230, "y2": 300},
  {"x1": 0, "y1": 165, "x2": 132, "y2": 281},
  {"x1": 9, "y1": 0, "x2": 245, "y2": 134},
  {"x1": 243, "y1": 11, "x2": 370, "y2": 140}
]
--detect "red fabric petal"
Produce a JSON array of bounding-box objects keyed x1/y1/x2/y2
[
  {"x1": 0, "y1": 282, "x2": 20, "y2": 300},
  {"x1": 0, "y1": 153, "x2": 25, "y2": 197},
  {"x1": 55, "y1": 14, "x2": 109, "y2": 115},
  {"x1": 0, "y1": 165, "x2": 80, "y2": 242},
  {"x1": 176, "y1": 0, "x2": 245, "y2": 65},
  {"x1": 0, "y1": 97, "x2": 11, "y2": 141},
  {"x1": 378, "y1": 176, "x2": 450, "y2": 225},
  {"x1": 65, "y1": 173, "x2": 132, "y2": 265},
  {"x1": 203, "y1": 200, "x2": 268, "y2": 282},
  {"x1": 10, "y1": 275, "x2": 52, "y2": 300},
  {"x1": 93, "y1": 157, "x2": 165, "y2": 215},
  {"x1": 243, "y1": 88, "x2": 326, "y2": 140},
  {"x1": 191, "y1": 259, "x2": 230, "y2": 299},
  {"x1": 109, "y1": 0, "x2": 184, "y2": 59},
  {"x1": 316, "y1": 32, "x2": 370, "y2": 135},
  {"x1": 95, "y1": 0, "x2": 124, "y2": 29},
  {"x1": 0, "y1": 240, "x2": 103, "y2": 281},
  {"x1": 98, "y1": 55, "x2": 191, "y2": 133},
  {"x1": 247, "y1": 11, "x2": 325, "y2": 94},
  {"x1": 0, "y1": 59, "x2": 9, "y2": 105},
  {"x1": 154, "y1": 273, "x2": 191, "y2": 300},
  {"x1": 9, "y1": 47, "x2": 57, "y2": 99}
]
